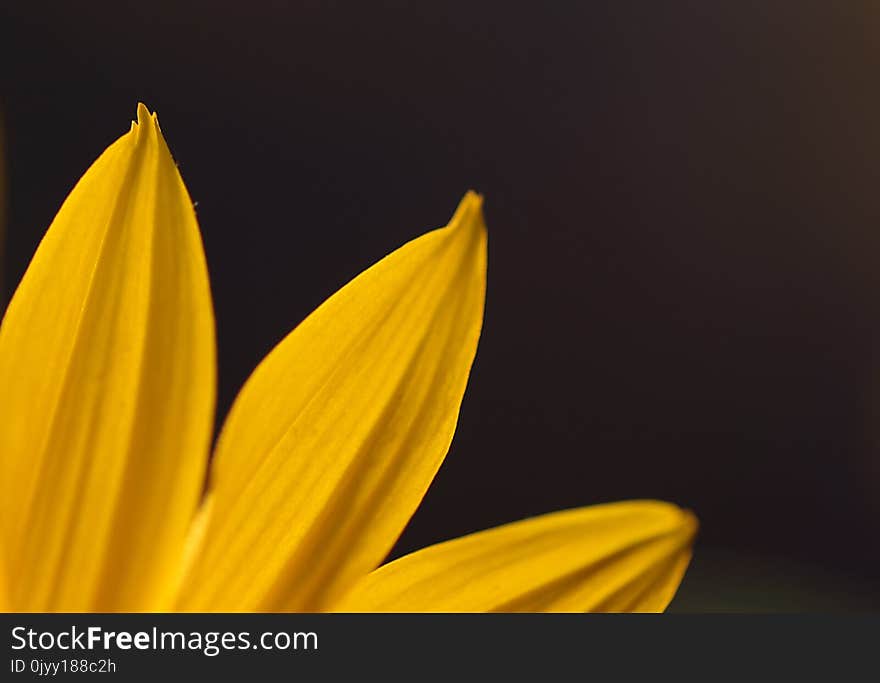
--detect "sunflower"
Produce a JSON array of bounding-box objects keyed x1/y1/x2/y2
[{"x1": 0, "y1": 105, "x2": 696, "y2": 612}]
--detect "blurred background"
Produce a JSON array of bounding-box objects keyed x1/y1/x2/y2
[{"x1": 1, "y1": 1, "x2": 879, "y2": 611}]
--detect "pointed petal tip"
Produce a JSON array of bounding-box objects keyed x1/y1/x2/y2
[
  {"x1": 463, "y1": 189, "x2": 483, "y2": 206},
  {"x1": 605, "y1": 499, "x2": 698, "y2": 551},
  {"x1": 449, "y1": 190, "x2": 487, "y2": 238},
  {"x1": 461, "y1": 190, "x2": 484, "y2": 216},
  {"x1": 132, "y1": 103, "x2": 162, "y2": 142},
  {"x1": 662, "y1": 501, "x2": 698, "y2": 531},
  {"x1": 658, "y1": 504, "x2": 699, "y2": 562},
  {"x1": 136, "y1": 102, "x2": 152, "y2": 125},
  {"x1": 640, "y1": 499, "x2": 699, "y2": 534}
]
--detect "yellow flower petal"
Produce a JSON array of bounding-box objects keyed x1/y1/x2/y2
[
  {"x1": 0, "y1": 110, "x2": 6, "y2": 303},
  {"x1": 332, "y1": 501, "x2": 697, "y2": 612},
  {"x1": 0, "y1": 104, "x2": 216, "y2": 611},
  {"x1": 177, "y1": 192, "x2": 487, "y2": 611}
]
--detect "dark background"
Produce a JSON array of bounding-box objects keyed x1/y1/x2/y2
[{"x1": 2, "y1": 1, "x2": 879, "y2": 611}]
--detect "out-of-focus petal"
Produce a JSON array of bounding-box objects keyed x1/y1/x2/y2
[{"x1": 332, "y1": 501, "x2": 697, "y2": 612}]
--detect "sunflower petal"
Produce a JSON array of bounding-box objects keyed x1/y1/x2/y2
[
  {"x1": 0, "y1": 104, "x2": 215, "y2": 611},
  {"x1": 177, "y1": 192, "x2": 487, "y2": 611},
  {"x1": 1, "y1": 110, "x2": 6, "y2": 303},
  {"x1": 331, "y1": 501, "x2": 697, "y2": 612}
]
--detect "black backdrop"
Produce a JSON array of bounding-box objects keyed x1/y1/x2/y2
[{"x1": 2, "y1": 1, "x2": 879, "y2": 610}]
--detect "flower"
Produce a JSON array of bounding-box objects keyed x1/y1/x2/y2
[{"x1": 0, "y1": 104, "x2": 697, "y2": 612}]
